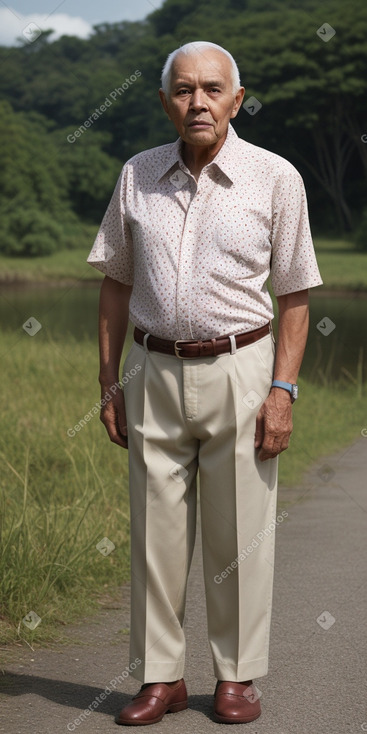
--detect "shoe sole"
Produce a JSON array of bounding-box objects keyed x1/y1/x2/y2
[
  {"x1": 214, "y1": 710, "x2": 261, "y2": 724},
  {"x1": 115, "y1": 700, "x2": 188, "y2": 725}
]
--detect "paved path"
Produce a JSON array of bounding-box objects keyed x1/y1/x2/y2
[{"x1": 1, "y1": 439, "x2": 366, "y2": 734}]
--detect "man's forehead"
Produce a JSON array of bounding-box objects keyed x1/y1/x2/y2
[
  {"x1": 172, "y1": 74, "x2": 226, "y2": 88},
  {"x1": 171, "y1": 50, "x2": 232, "y2": 80}
]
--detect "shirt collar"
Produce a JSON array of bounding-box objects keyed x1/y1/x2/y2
[{"x1": 155, "y1": 122, "x2": 240, "y2": 185}]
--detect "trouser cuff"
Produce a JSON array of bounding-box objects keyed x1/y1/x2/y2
[
  {"x1": 130, "y1": 659, "x2": 186, "y2": 684},
  {"x1": 213, "y1": 656, "x2": 268, "y2": 682}
]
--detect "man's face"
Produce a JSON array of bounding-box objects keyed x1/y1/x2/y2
[{"x1": 159, "y1": 49, "x2": 245, "y2": 148}]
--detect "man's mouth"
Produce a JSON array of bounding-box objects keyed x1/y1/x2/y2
[{"x1": 188, "y1": 121, "x2": 213, "y2": 128}]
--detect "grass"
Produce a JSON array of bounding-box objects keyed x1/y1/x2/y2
[
  {"x1": 0, "y1": 237, "x2": 366, "y2": 291},
  {"x1": 313, "y1": 238, "x2": 367, "y2": 291},
  {"x1": 0, "y1": 333, "x2": 131, "y2": 646},
  {"x1": 281, "y1": 375, "x2": 366, "y2": 488},
  {"x1": 0, "y1": 329, "x2": 366, "y2": 647},
  {"x1": 0, "y1": 225, "x2": 100, "y2": 284}
]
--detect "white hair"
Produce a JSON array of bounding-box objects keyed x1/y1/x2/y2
[{"x1": 161, "y1": 41, "x2": 241, "y2": 96}]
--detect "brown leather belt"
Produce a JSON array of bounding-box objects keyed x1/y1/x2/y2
[{"x1": 133, "y1": 323, "x2": 271, "y2": 359}]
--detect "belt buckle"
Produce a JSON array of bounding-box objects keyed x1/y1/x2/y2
[{"x1": 174, "y1": 340, "x2": 186, "y2": 358}]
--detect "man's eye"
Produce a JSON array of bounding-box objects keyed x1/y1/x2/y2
[{"x1": 177, "y1": 90, "x2": 190, "y2": 95}]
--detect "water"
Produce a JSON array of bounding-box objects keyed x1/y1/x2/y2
[{"x1": 0, "y1": 282, "x2": 366, "y2": 382}]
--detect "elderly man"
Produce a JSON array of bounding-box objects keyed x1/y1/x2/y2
[{"x1": 87, "y1": 41, "x2": 322, "y2": 726}]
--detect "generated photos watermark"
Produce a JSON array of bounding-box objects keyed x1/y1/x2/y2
[
  {"x1": 214, "y1": 511, "x2": 288, "y2": 584},
  {"x1": 67, "y1": 71, "x2": 142, "y2": 143},
  {"x1": 316, "y1": 316, "x2": 336, "y2": 336},
  {"x1": 22, "y1": 316, "x2": 42, "y2": 336},
  {"x1": 242, "y1": 95, "x2": 262, "y2": 115},
  {"x1": 96, "y1": 537, "x2": 116, "y2": 556},
  {"x1": 169, "y1": 464, "x2": 189, "y2": 483},
  {"x1": 316, "y1": 611, "x2": 336, "y2": 630},
  {"x1": 22, "y1": 22, "x2": 42, "y2": 43},
  {"x1": 316, "y1": 22, "x2": 336, "y2": 42},
  {"x1": 22, "y1": 610, "x2": 42, "y2": 630},
  {"x1": 66, "y1": 657, "x2": 142, "y2": 731},
  {"x1": 67, "y1": 364, "x2": 141, "y2": 437}
]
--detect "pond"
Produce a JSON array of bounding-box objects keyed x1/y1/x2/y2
[{"x1": 0, "y1": 282, "x2": 366, "y2": 383}]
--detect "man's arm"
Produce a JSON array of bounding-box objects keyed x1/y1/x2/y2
[
  {"x1": 255, "y1": 288, "x2": 309, "y2": 461},
  {"x1": 98, "y1": 275, "x2": 133, "y2": 449}
]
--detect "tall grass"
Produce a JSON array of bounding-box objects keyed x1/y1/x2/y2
[
  {"x1": 0, "y1": 329, "x2": 365, "y2": 646},
  {"x1": 0, "y1": 332, "x2": 130, "y2": 645}
]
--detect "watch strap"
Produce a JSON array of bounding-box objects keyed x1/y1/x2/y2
[
  {"x1": 271, "y1": 380, "x2": 293, "y2": 393},
  {"x1": 271, "y1": 380, "x2": 298, "y2": 402}
]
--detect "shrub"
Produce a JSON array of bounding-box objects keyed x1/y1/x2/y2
[
  {"x1": 0, "y1": 207, "x2": 65, "y2": 256},
  {"x1": 354, "y1": 208, "x2": 367, "y2": 251}
]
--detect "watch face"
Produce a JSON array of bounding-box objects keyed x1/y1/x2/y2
[{"x1": 292, "y1": 384, "x2": 299, "y2": 400}]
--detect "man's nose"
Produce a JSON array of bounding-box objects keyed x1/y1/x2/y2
[{"x1": 189, "y1": 90, "x2": 209, "y2": 110}]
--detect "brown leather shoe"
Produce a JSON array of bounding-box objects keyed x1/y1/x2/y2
[
  {"x1": 115, "y1": 679, "x2": 188, "y2": 726},
  {"x1": 214, "y1": 680, "x2": 261, "y2": 724}
]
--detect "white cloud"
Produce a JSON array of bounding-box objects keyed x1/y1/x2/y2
[{"x1": 0, "y1": 7, "x2": 93, "y2": 47}]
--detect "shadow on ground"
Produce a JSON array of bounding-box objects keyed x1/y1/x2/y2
[{"x1": 0, "y1": 672, "x2": 217, "y2": 723}]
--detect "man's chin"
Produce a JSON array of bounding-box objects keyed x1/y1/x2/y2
[{"x1": 183, "y1": 128, "x2": 218, "y2": 146}]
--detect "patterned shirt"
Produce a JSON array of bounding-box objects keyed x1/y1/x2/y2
[{"x1": 87, "y1": 123, "x2": 322, "y2": 340}]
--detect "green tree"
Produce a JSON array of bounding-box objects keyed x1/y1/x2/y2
[
  {"x1": 170, "y1": 0, "x2": 367, "y2": 231},
  {"x1": 0, "y1": 101, "x2": 75, "y2": 255},
  {"x1": 51, "y1": 128, "x2": 121, "y2": 221},
  {"x1": 0, "y1": 0, "x2": 365, "y2": 238},
  {"x1": 230, "y1": 0, "x2": 367, "y2": 232}
]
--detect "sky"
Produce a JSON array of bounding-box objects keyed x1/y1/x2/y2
[{"x1": 0, "y1": 0, "x2": 165, "y2": 46}]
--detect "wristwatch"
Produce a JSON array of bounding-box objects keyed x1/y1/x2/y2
[{"x1": 271, "y1": 380, "x2": 298, "y2": 403}]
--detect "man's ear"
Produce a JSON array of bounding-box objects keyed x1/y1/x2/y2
[
  {"x1": 159, "y1": 88, "x2": 170, "y2": 118},
  {"x1": 231, "y1": 87, "x2": 245, "y2": 118}
]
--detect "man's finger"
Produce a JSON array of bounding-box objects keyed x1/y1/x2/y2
[
  {"x1": 120, "y1": 426, "x2": 128, "y2": 447},
  {"x1": 109, "y1": 428, "x2": 128, "y2": 449},
  {"x1": 118, "y1": 418, "x2": 128, "y2": 438},
  {"x1": 258, "y1": 436, "x2": 289, "y2": 461},
  {"x1": 117, "y1": 413, "x2": 128, "y2": 444},
  {"x1": 112, "y1": 416, "x2": 128, "y2": 446},
  {"x1": 100, "y1": 411, "x2": 128, "y2": 449},
  {"x1": 102, "y1": 423, "x2": 128, "y2": 447},
  {"x1": 254, "y1": 407, "x2": 264, "y2": 448}
]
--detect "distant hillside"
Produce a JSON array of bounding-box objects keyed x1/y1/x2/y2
[{"x1": 0, "y1": 0, "x2": 366, "y2": 255}]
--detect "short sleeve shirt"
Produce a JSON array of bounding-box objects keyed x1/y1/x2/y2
[{"x1": 87, "y1": 123, "x2": 322, "y2": 340}]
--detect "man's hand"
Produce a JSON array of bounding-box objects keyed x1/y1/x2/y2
[
  {"x1": 100, "y1": 386, "x2": 128, "y2": 449},
  {"x1": 254, "y1": 388, "x2": 293, "y2": 461},
  {"x1": 254, "y1": 288, "x2": 309, "y2": 461},
  {"x1": 98, "y1": 276, "x2": 132, "y2": 450}
]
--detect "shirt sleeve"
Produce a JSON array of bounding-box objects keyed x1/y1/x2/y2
[
  {"x1": 270, "y1": 165, "x2": 323, "y2": 296},
  {"x1": 87, "y1": 165, "x2": 134, "y2": 285}
]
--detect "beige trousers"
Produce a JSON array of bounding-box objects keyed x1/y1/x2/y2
[{"x1": 123, "y1": 333, "x2": 278, "y2": 683}]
